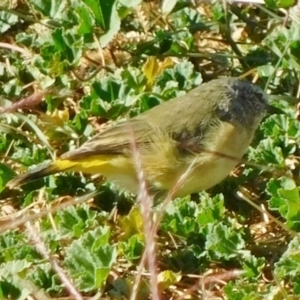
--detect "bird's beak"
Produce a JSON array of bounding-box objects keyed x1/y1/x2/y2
[{"x1": 267, "y1": 105, "x2": 284, "y2": 115}]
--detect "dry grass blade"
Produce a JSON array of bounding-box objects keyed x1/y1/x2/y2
[
  {"x1": 129, "y1": 126, "x2": 160, "y2": 300},
  {"x1": 0, "y1": 91, "x2": 45, "y2": 114}
]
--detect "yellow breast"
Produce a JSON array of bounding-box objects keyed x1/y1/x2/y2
[{"x1": 173, "y1": 120, "x2": 255, "y2": 196}]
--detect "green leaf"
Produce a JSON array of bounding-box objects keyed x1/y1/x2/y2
[
  {"x1": 156, "y1": 61, "x2": 202, "y2": 91},
  {"x1": 92, "y1": 78, "x2": 121, "y2": 103},
  {"x1": 275, "y1": 237, "x2": 300, "y2": 296},
  {"x1": 277, "y1": 0, "x2": 295, "y2": 8},
  {"x1": 224, "y1": 281, "x2": 264, "y2": 300},
  {"x1": 161, "y1": 197, "x2": 199, "y2": 236},
  {"x1": 0, "y1": 280, "x2": 22, "y2": 299},
  {"x1": 0, "y1": 232, "x2": 39, "y2": 262},
  {"x1": 75, "y1": 3, "x2": 95, "y2": 34},
  {"x1": 56, "y1": 204, "x2": 99, "y2": 237},
  {"x1": 0, "y1": 260, "x2": 32, "y2": 278},
  {"x1": 119, "y1": 206, "x2": 144, "y2": 238},
  {"x1": 243, "y1": 256, "x2": 265, "y2": 278},
  {"x1": 248, "y1": 137, "x2": 285, "y2": 166},
  {"x1": 0, "y1": 163, "x2": 15, "y2": 193},
  {"x1": 0, "y1": 11, "x2": 19, "y2": 33},
  {"x1": 88, "y1": 0, "x2": 121, "y2": 47},
  {"x1": 51, "y1": 28, "x2": 83, "y2": 64},
  {"x1": 197, "y1": 193, "x2": 225, "y2": 226},
  {"x1": 266, "y1": 177, "x2": 300, "y2": 230},
  {"x1": 120, "y1": 235, "x2": 144, "y2": 262},
  {"x1": 83, "y1": 0, "x2": 109, "y2": 29},
  {"x1": 94, "y1": 267, "x2": 110, "y2": 288},
  {"x1": 31, "y1": 0, "x2": 67, "y2": 18},
  {"x1": 64, "y1": 227, "x2": 117, "y2": 291},
  {"x1": 205, "y1": 223, "x2": 247, "y2": 260},
  {"x1": 30, "y1": 265, "x2": 62, "y2": 294}
]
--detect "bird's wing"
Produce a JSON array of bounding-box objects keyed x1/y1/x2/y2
[
  {"x1": 61, "y1": 115, "x2": 209, "y2": 161},
  {"x1": 60, "y1": 118, "x2": 158, "y2": 160}
]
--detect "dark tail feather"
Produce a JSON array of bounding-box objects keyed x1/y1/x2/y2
[{"x1": 7, "y1": 162, "x2": 59, "y2": 189}]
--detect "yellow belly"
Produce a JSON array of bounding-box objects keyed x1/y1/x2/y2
[{"x1": 142, "y1": 120, "x2": 255, "y2": 197}]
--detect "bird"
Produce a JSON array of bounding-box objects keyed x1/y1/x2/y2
[{"x1": 7, "y1": 77, "x2": 271, "y2": 197}]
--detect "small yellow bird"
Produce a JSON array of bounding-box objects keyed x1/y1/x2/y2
[{"x1": 7, "y1": 77, "x2": 271, "y2": 197}]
